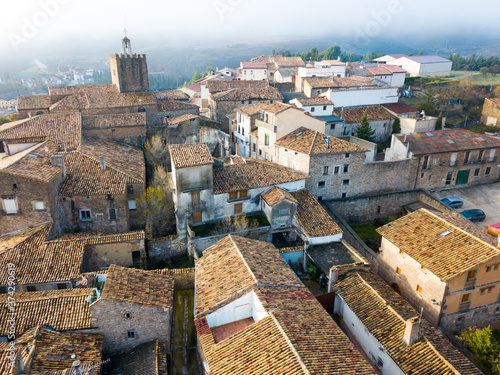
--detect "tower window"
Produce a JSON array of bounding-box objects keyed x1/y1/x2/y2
[{"x1": 137, "y1": 106, "x2": 146, "y2": 113}]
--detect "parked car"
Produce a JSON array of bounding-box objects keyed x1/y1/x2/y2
[
  {"x1": 488, "y1": 222, "x2": 500, "y2": 237},
  {"x1": 460, "y1": 209, "x2": 486, "y2": 222},
  {"x1": 441, "y1": 196, "x2": 464, "y2": 209}
]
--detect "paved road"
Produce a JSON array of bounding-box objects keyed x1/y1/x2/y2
[{"x1": 433, "y1": 182, "x2": 500, "y2": 231}]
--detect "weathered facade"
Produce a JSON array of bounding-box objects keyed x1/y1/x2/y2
[{"x1": 481, "y1": 97, "x2": 500, "y2": 126}]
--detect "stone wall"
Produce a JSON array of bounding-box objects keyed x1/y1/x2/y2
[
  {"x1": 481, "y1": 98, "x2": 500, "y2": 126},
  {"x1": 88, "y1": 239, "x2": 145, "y2": 269},
  {"x1": 158, "y1": 268, "x2": 195, "y2": 290},
  {"x1": 90, "y1": 299, "x2": 170, "y2": 354},
  {"x1": 109, "y1": 53, "x2": 149, "y2": 93},
  {"x1": 440, "y1": 302, "x2": 500, "y2": 333},
  {"x1": 148, "y1": 235, "x2": 188, "y2": 263}
]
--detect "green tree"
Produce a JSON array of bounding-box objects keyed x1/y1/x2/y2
[
  {"x1": 0, "y1": 117, "x2": 11, "y2": 125},
  {"x1": 189, "y1": 71, "x2": 202, "y2": 84},
  {"x1": 392, "y1": 117, "x2": 401, "y2": 134},
  {"x1": 459, "y1": 326, "x2": 500, "y2": 374},
  {"x1": 435, "y1": 112, "x2": 443, "y2": 130},
  {"x1": 137, "y1": 185, "x2": 175, "y2": 238},
  {"x1": 418, "y1": 103, "x2": 437, "y2": 116},
  {"x1": 8, "y1": 114, "x2": 19, "y2": 121},
  {"x1": 418, "y1": 51, "x2": 425, "y2": 56},
  {"x1": 354, "y1": 111, "x2": 376, "y2": 142},
  {"x1": 480, "y1": 67, "x2": 490, "y2": 76}
]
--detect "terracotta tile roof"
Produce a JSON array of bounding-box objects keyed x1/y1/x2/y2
[
  {"x1": 0, "y1": 113, "x2": 82, "y2": 151},
  {"x1": 1, "y1": 141, "x2": 63, "y2": 182},
  {"x1": 235, "y1": 102, "x2": 273, "y2": 116},
  {"x1": 51, "y1": 230, "x2": 145, "y2": 245},
  {"x1": 261, "y1": 102, "x2": 292, "y2": 114},
  {"x1": 153, "y1": 89, "x2": 189, "y2": 101},
  {"x1": 156, "y1": 100, "x2": 199, "y2": 112},
  {"x1": 0, "y1": 223, "x2": 51, "y2": 255},
  {"x1": 100, "y1": 265, "x2": 174, "y2": 309},
  {"x1": 211, "y1": 87, "x2": 283, "y2": 101},
  {"x1": 276, "y1": 127, "x2": 368, "y2": 155},
  {"x1": 240, "y1": 61, "x2": 269, "y2": 69},
  {"x1": 304, "y1": 76, "x2": 376, "y2": 89},
  {"x1": 164, "y1": 113, "x2": 218, "y2": 127},
  {"x1": 48, "y1": 84, "x2": 117, "y2": 97},
  {"x1": 334, "y1": 105, "x2": 395, "y2": 123},
  {"x1": 82, "y1": 113, "x2": 146, "y2": 128},
  {"x1": 395, "y1": 128, "x2": 500, "y2": 155},
  {"x1": 195, "y1": 236, "x2": 302, "y2": 316},
  {"x1": 102, "y1": 340, "x2": 168, "y2": 375},
  {"x1": 291, "y1": 189, "x2": 342, "y2": 238},
  {"x1": 366, "y1": 64, "x2": 407, "y2": 75},
  {"x1": 377, "y1": 208, "x2": 500, "y2": 280},
  {"x1": 0, "y1": 326, "x2": 103, "y2": 375},
  {"x1": 195, "y1": 236, "x2": 375, "y2": 374},
  {"x1": 294, "y1": 97, "x2": 333, "y2": 106},
  {"x1": 169, "y1": 143, "x2": 213, "y2": 169},
  {"x1": 0, "y1": 288, "x2": 93, "y2": 336},
  {"x1": 59, "y1": 137, "x2": 145, "y2": 196},
  {"x1": 17, "y1": 94, "x2": 51, "y2": 110},
  {"x1": 322, "y1": 60, "x2": 347, "y2": 66},
  {"x1": 206, "y1": 80, "x2": 269, "y2": 94},
  {"x1": 272, "y1": 56, "x2": 306, "y2": 68},
  {"x1": 334, "y1": 270, "x2": 482, "y2": 374},
  {"x1": 213, "y1": 157, "x2": 308, "y2": 194},
  {"x1": 382, "y1": 102, "x2": 419, "y2": 115},
  {"x1": 261, "y1": 186, "x2": 298, "y2": 206}
]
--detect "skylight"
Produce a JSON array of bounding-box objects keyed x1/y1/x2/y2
[
  {"x1": 438, "y1": 230, "x2": 452, "y2": 238},
  {"x1": 295, "y1": 131, "x2": 303, "y2": 137}
]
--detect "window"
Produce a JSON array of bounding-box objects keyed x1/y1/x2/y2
[
  {"x1": 234, "y1": 202, "x2": 243, "y2": 214},
  {"x1": 124, "y1": 312, "x2": 133, "y2": 319},
  {"x1": 416, "y1": 285, "x2": 423, "y2": 293},
  {"x1": 238, "y1": 125, "x2": 241, "y2": 134},
  {"x1": 128, "y1": 200, "x2": 136, "y2": 210},
  {"x1": 343, "y1": 164, "x2": 349, "y2": 173},
  {"x1": 127, "y1": 331, "x2": 136, "y2": 339},
  {"x1": 480, "y1": 286, "x2": 495, "y2": 295},
  {"x1": 323, "y1": 166, "x2": 329, "y2": 175},
  {"x1": 229, "y1": 190, "x2": 247, "y2": 200},
  {"x1": 334, "y1": 166, "x2": 340, "y2": 174},
  {"x1": 248, "y1": 100, "x2": 252, "y2": 104},
  {"x1": 330, "y1": 124, "x2": 336, "y2": 130},
  {"x1": 318, "y1": 181, "x2": 326, "y2": 188},
  {"x1": 345, "y1": 153, "x2": 350, "y2": 158},
  {"x1": 127, "y1": 184, "x2": 134, "y2": 194},
  {"x1": 318, "y1": 196, "x2": 323, "y2": 202},
  {"x1": 474, "y1": 168, "x2": 480, "y2": 177},
  {"x1": 80, "y1": 209, "x2": 92, "y2": 221},
  {"x1": 137, "y1": 106, "x2": 146, "y2": 113},
  {"x1": 487, "y1": 266, "x2": 492, "y2": 272},
  {"x1": 466, "y1": 270, "x2": 477, "y2": 281},
  {"x1": 26, "y1": 285, "x2": 37, "y2": 292},
  {"x1": 396, "y1": 267, "x2": 401, "y2": 274},
  {"x1": 422, "y1": 155, "x2": 430, "y2": 170},
  {"x1": 109, "y1": 209, "x2": 117, "y2": 220},
  {"x1": 279, "y1": 209, "x2": 289, "y2": 216},
  {"x1": 242, "y1": 128, "x2": 245, "y2": 136},
  {"x1": 34, "y1": 201, "x2": 44, "y2": 211},
  {"x1": 323, "y1": 106, "x2": 327, "y2": 111},
  {"x1": 252, "y1": 143, "x2": 256, "y2": 152},
  {"x1": 478, "y1": 150, "x2": 485, "y2": 161},
  {"x1": 13, "y1": 183, "x2": 17, "y2": 189},
  {"x1": 311, "y1": 107, "x2": 315, "y2": 112},
  {"x1": 259, "y1": 149, "x2": 262, "y2": 156},
  {"x1": 486, "y1": 167, "x2": 491, "y2": 176},
  {"x1": 3, "y1": 198, "x2": 17, "y2": 214},
  {"x1": 377, "y1": 206, "x2": 381, "y2": 214},
  {"x1": 265, "y1": 134, "x2": 270, "y2": 146},
  {"x1": 464, "y1": 151, "x2": 471, "y2": 164},
  {"x1": 462, "y1": 293, "x2": 471, "y2": 302},
  {"x1": 341, "y1": 193, "x2": 347, "y2": 198},
  {"x1": 342, "y1": 179, "x2": 350, "y2": 186},
  {"x1": 57, "y1": 283, "x2": 67, "y2": 290},
  {"x1": 132, "y1": 251, "x2": 141, "y2": 265}
]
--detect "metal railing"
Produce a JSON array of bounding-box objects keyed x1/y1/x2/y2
[
  {"x1": 464, "y1": 279, "x2": 476, "y2": 290},
  {"x1": 458, "y1": 301, "x2": 471, "y2": 312}
]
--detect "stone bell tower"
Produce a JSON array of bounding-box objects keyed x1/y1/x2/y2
[{"x1": 109, "y1": 33, "x2": 149, "y2": 93}]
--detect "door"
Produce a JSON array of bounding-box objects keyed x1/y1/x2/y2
[
  {"x1": 192, "y1": 212, "x2": 202, "y2": 224},
  {"x1": 191, "y1": 191, "x2": 201, "y2": 209},
  {"x1": 234, "y1": 203, "x2": 243, "y2": 215},
  {"x1": 456, "y1": 170, "x2": 470, "y2": 185},
  {"x1": 445, "y1": 171, "x2": 453, "y2": 186}
]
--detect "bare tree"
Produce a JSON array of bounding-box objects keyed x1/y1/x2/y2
[{"x1": 210, "y1": 214, "x2": 259, "y2": 238}]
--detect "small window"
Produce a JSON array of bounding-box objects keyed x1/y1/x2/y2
[
  {"x1": 342, "y1": 179, "x2": 350, "y2": 186},
  {"x1": 128, "y1": 200, "x2": 136, "y2": 210},
  {"x1": 343, "y1": 164, "x2": 349, "y2": 173},
  {"x1": 323, "y1": 106, "x2": 327, "y2": 111},
  {"x1": 229, "y1": 191, "x2": 238, "y2": 200},
  {"x1": 279, "y1": 209, "x2": 289, "y2": 216},
  {"x1": 109, "y1": 209, "x2": 117, "y2": 220},
  {"x1": 127, "y1": 331, "x2": 136, "y2": 339},
  {"x1": 311, "y1": 107, "x2": 315, "y2": 112},
  {"x1": 26, "y1": 286, "x2": 37, "y2": 292},
  {"x1": 396, "y1": 267, "x2": 402, "y2": 274},
  {"x1": 265, "y1": 134, "x2": 270, "y2": 146},
  {"x1": 487, "y1": 266, "x2": 492, "y2": 273},
  {"x1": 345, "y1": 153, "x2": 350, "y2": 158},
  {"x1": 34, "y1": 201, "x2": 44, "y2": 210},
  {"x1": 127, "y1": 184, "x2": 134, "y2": 194},
  {"x1": 57, "y1": 283, "x2": 67, "y2": 290},
  {"x1": 376, "y1": 206, "x2": 381, "y2": 214},
  {"x1": 259, "y1": 149, "x2": 262, "y2": 156},
  {"x1": 239, "y1": 190, "x2": 248, "y2": 198},
  {"x1": 318, "y1": 196, "x2": 323, "y2": 202},
  {"x1": 234, "y1": 202, "x2": 243, "y2": 214},
  {"x1": 80, "y1": 209, "x2": 92, "y2": 221},
  {"x1": 137, "y1": 106, "x2": 146, "y2": 113},
  {"x1": 341, "y1": 193, "x2": 347, "y2": 198},
  {"x1": 124, "y1": 312, "x2": 133, "y2": 319},
  {"x1": 474, "y1": 168, "x2": 480, "y2": 177},
  {"x1": 132, "y1": 251, "x2": 141, "y2": 265},
  {"x1": 486, "y1": 167, "x2": 491, "y2": 176},
  {"x1": 323, "y1": 166, "x2": 329, "y2": 175},
  {"x1": 3, "y1": 198, "x2": 17, "y2": 214},
  {"x1": 318, "y1": 181, "x2": 326, "y2": 188},
  {"x1": 334, "y1": 166, "x2": 340, "y2": 174},
  {"x1": 330, "y1": 124, "x2": 336, "y2": 130},
  {"x1": 252, "y1": 143, "x2": 256, "y2": 152},
  {"x1": 416, "y1": 285, "x2": 423, "y2": 293},
  {"x1": 461, "y1": 293, "x2": 471, "y2": 302},
  {"x1": 13, "y1": 183, "x2": 17, "y2": 189}
]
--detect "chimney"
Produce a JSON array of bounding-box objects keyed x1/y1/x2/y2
[
  {"x1": 403, "y1": 316, "x2": 422, "y2": 345},
  {"x1": 51, "y1": 155, "x2": 66, "y2": 177},
  {"x1": 72, "y1": 360, "x2": 82, "y2": 375},
  {"x1": 100, "y1": 156, "x2": 106, "y2": 171}
]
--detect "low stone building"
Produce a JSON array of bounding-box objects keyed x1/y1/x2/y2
[
  {"x1": 481, "y1": 97, "x2": 500, "y2": 126},
  {"x1": 89, "y1": 264, "x2": 174, "y2": 354},
  {"x1": 377, "y1": 208, "x2": 500, "y2": 332},
  {"x1": 385, "y1": 128, "x2": 500, "y2": 189},
  {"x1": 82, "y1": 113, "x2": 147, "y2": 147},
  {"x1": 296, "y1": 75, "x2": 378, "y2": 98}
]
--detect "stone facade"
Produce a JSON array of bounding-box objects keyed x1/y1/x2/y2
[
  {"x1": 90, "y1": 299, "x2": 171, "y2": 354},
  {"x1": 109, "y1": 53, "x2": 149, "y2": 93},
  {"x1": 0, "y1": 171, "x2": 64, "y2": 235},
  {"x1": 148, "y1": 235, "x2": 188, "y2": 263},
  {"x1": 88, "y1": 238, "x2": 145, "y2": 269},
  {"x1": 481, "y1": 98, "x2": 500, "y2": 126},
  {"x1": 262, "y1": 199, "x2": 297, "y2": 232},
  {"x1": 209, "y1": 98, "x2": 282, "y2": 128},
  {"x1": 82, "y1": 114, "x2": 147, "y2": 147}
]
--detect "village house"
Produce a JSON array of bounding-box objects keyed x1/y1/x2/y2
[
  {"x1": 373, "y1": 55, "x2": 453, "y2": 77},
  {"x1": 295, "y1": 75, "x2": 376, "y2": 98},
  {"x1": 89, "y1": 264, "x2": 174, "y2": 353},
  {"x1": 359, "y1": 64, "x2": 407, "y2": 87},
  {"x1": 0, "y1": 223, "x2": 146, "y2": 293},
  {"x1": 382, "y1": 102, "x2": 419, "y2": 118},
  {"x1": 377, "y1": 208, "x2": 500, "y2": 332},
  {"x1": 481, "y1": 97, "x2": 500, "y2": 126},
  {"x1": 194, "y1": 235, "x2": 376, "y2": 374},
  {"x1": 384, "y1": 128, "x2": 500, "y2": 189},
  {"x1": 333, "y1": 269, "x2": 482, "y2": 374},
  {"x1": 290, "y1": 97, "x2": 345, "y2": 135},
  {"x1": 297, "y1": 59, "x2": 347, "y2": 79},
  {"x1": 333, "y1": 105, "x2": 396, "y2": 141},
  {"x1": 237, "y1": 61, "x2": 276, "y2": 81},
  {"x1": 274, "y1": 127, "x2": 369, "y2": 200},
  {"x1": 0, "y1": 326, "x2": 103, "y2": 375},
  {"x1": 169, "y1": 143, "x2": 308, "y2": 237},
  {"x1": 273, "y1": 67, "x2": 297, "y2": 83}
]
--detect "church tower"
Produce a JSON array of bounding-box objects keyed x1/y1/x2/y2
[{"x1": 109, "y1": 34, "x2": 149, "y2": 93}]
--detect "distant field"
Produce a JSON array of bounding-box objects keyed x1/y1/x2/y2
[
  {"x1": 449, "y1": 70, "x2": 476, "y2": 77},
  {"x1": 466, "y1": 74, "x2": 500, "y2": 85}
]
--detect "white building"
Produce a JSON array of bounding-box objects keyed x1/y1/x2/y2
[
  {"x1": 374, "y1": 55, "x2": 452, "y2": 77},
  {"x1": 290, "y1": 97, "x2": 334, "y2": 116},
  {"x1": 298, "y1": 60, "x2": 346, "y2": 78},
  {"x1": 322, "y1": 87, "x2": 399, "y2": 108},
  {"x1": 365, "y1": 65, "x2": 407, "y2": 87},
  {"x1": 237, "y1": 61, "x2": 276, "y2": 81}
]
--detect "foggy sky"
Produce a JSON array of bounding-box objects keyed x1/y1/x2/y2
[{"x1": 1, "y1": 0, "x2": 499, "y2": 58}]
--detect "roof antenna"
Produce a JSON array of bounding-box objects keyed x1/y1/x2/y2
[{"x1": 123, "y1": 15, "x2": 127, "y2": 37}]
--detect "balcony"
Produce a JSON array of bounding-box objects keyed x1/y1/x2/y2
[
  {"x1": 464, "y1": 278, "x2": 476, "y2": 290},
  {"x1": 180, "y1": 179, "x2": 210, "y2": 192},
  {"x1": 458, "y1": 301, "x2": 471, "y2": 312},
  {"x1": 188, "y1": 201, "x2": 206, "y2": 212}
]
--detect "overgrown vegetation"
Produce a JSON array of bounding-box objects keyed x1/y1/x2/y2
[
  {"x1": 459, "y1": 326, "x2": 500, "y2": 374},
  {"x1": 354, "y1": 111, "x2": 376, "y2": 142}
]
